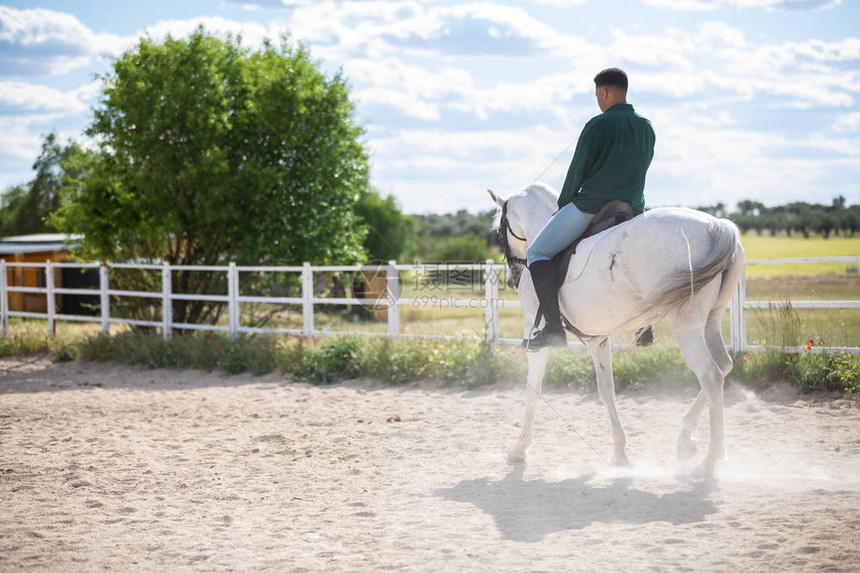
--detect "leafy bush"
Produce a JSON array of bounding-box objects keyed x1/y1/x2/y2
[
  {"x1": 789, "y1": 352, "x2": 860, "y2": 394},
  {"x1": 274, "y1": 335, "x2": 306, "y2": 373},
  {"x1": 359, "y1": 338, "x2": 431, "y2": 384},
  {"x1": 429, "y1": 338, "x2": 503, "y2": 388},
  {"x1": 294, "y1": 336, "x2": 360, "y2": 384},
  {"x1": 219, "y1": 335, "x2": 276, "y2": 376},
  {"x1": 7, "y1": 324, "x2": 855, "y2": 396},
  {"x1": 729, "y1": 350, "x2": 789, "y2": 385}
]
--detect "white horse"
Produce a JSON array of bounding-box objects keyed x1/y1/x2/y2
[{"x1": 489, "y1": 183, "x2": 745, "y2": 478}]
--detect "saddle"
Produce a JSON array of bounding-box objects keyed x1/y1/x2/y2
[
  {"x1": 528, "y1": 199, "x2": 654, "y2": 346},
  {"x1": 550, "y1": 200, "x2": 635, "y2": 287}
]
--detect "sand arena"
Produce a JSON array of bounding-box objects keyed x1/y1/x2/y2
[{"x1": 1, "y1": 356, "x2": 859, "y2": 571}]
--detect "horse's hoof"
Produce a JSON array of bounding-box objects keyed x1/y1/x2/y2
[
  {"x1": 611, "y1": 453, "x2": 631, "y2": 467},
  {"x1": 691, "y1": 459, "x2": 715, "y2": 480},
  {"x1": 677, "y1": 436, "x2": 698, "y2": 461},
  {"x1": 507, "y1": 445, "x2": 527, "y2": 464}
]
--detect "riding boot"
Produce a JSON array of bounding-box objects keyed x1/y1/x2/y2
[
  {"x1": 523, "y1": 260, "x2": 567, "y2": 351},
  {"x1": 635, "y1": 325, "x2": 655, "y2": 347}
]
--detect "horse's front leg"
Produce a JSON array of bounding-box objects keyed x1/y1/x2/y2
[
  {"x1": 507, "y1": 348, "x2": 549, "y2": 464},
  {"x1": 588, "y1": 338, "x2": 629, "y2": 466}
]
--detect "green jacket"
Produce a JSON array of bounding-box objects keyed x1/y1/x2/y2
[{"x1": 558, "y1": 103, "x2": 655, "y2": 215}]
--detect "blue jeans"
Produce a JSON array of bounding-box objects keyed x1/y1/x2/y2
[{"x1": 526, "y1": 202, "x2": 595, "y2": 265}]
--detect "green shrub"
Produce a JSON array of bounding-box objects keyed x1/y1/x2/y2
[
  {"x1": 789, "y1": 352, "x2": 860, "y2": 394},
  {"x1": 612, "y1": 346, "x2": 691, "y2": 390},
  {"x1": 4, "y1": 323, "x2": 856, "y2": 396},
  {"x1": 358, "y1": 338, "x2": 431, "y2": 384},
  {"x1": 274, "y1": 335, "x2": 306, "y2": 373},
  {"x1": 219, "y1": 335, "x2": 276, "y2": 376},
  {"x1": 428, "y1": 338, "x2": 505, "y2": 388},
  {"x1": 294, "y1": 336, "x2": 360, "y2": 384},
  {"x1": 729, "y1": 349, "x2": 790, "y2": 385},
  {"x1": 543, "y1": 349, "x2": 594, "y2": 390}
]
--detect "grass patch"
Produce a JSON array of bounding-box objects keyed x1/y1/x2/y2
[
  {"x1": 544, "y1": 346, "x2": 694, "y2": 392},
  {"x1": 740, "y1": 233, "x2": 860, "y2": 277},
  {"x1": 0, "y1": 326, "x2": 53, "y2": 357},
  {"x1": 2, "y1": 313, "x2": 856, "y2": 395}
]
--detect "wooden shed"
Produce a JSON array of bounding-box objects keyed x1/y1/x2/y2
[{"x1": 0, "y1": 234, "x2": 95, "y2": 314}]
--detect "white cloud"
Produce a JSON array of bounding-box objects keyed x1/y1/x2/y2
[
  {"x1": 696, "y1": 21, "x2": 746, "y2": 48},
  {"x1": 141, "y1": 16, "x2": 280, "y2": 48},
  {"x1": 0, "y1": 114, "x2": 65, "y2": 159},
  {"x1": 0, "y1": 81, "x2": 97, "y2": 113},
  {"x1": 0, "y1": 6, "x2": 128, "y2": 75},
  {"x1": 608, "y1": 29, "x2": 697, "y2": 70},
  {"x1": 833, "y1": 112, "x2": 860, "y2": 133},
  {"x1": 530, "y1": 0, "x2": 586, "y2": 5},
  {"x1": 642, "y1": 0, "x2": 842, "y2": 11}
]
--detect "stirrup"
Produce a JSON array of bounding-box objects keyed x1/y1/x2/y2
[{"x1": 521, "y1": 326, "x2": 567, "y2": 352}]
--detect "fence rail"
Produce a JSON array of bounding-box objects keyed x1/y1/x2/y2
[{"x1": 1, "y1": 257, "x2": 858, "y2": 354}]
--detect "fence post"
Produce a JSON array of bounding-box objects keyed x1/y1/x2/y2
[
  {"x1": 46, "y1": 260, "x2": 56, "y2": 338},
  {"x1": 739, "y1": 268, "x2": 747, "y2": 353},
  {"x1": 729, "y1": 278, "x2": 739, "y2": 354},
  {"x1": 228, "y1": 262, "x2": 238, "y2": 340},
  {"x1": 162, "y1": 262, "x2": 172, "y2": 341},
  {"x1": 99, "y1": 263, "x2": 109, "y2": 337},
  {"x1": 0, "y1": 259, "x2": 7, "y2": 336},
  {"x1": 484, "y1": 259, "x2": 499, "y2": 344},
  {"x1": 302, "y1": 262, "x2": 314, "y2": 337},
  {"x1": 387, "y1": 260, "x2": 400, "y2": 339}
]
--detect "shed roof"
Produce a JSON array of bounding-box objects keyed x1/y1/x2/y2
[{"x1": 0, "y1": 234, "x2": 81, "y2": 256}]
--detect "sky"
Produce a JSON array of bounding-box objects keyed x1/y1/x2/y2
[{"x1": 1, "y1": 0, "x2": 858, "y2": 215}]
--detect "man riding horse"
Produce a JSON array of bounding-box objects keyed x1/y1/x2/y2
[{"x1": 524, "y1": 68, "x2": 656, "y2": 350}]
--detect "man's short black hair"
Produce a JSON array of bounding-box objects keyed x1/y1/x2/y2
[{"x1": 594, "y1": 68, "x2": 628, "y2": 91}]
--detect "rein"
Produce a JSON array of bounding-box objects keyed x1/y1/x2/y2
[{"x1": 498, "y1": 200, "x2": 528, "y2": 268}]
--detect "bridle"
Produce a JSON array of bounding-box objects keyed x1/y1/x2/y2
[{"x1": 498, "y1": 200, "x2": 528, "y2": 269}]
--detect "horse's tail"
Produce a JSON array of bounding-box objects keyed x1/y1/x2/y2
[{"x1": 643, "y1": 217, "x2": 742, "y2": 316}]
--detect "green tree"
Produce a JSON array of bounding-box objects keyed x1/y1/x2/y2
[
  {"x1": 354, "y1": 190, "x2": 416, "y2": 263},
  {"x1": 54, "y1": 29, "x2": 370, "y2": 326},
  {"x1": 0, "y1": 133, "x2": 84, "y2": 236},
  {"x1": 736, "y1": 199, "x2": 765, "y2": 217},
  {"x1": 430, "y1": 233, "x2": 490, "y2": 263},
  {"x1": 696, "y1": 202, "x2": 727, "y2": 218}
]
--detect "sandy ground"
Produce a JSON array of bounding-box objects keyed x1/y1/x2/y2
[{"x1": 1, "y1": 355, "x2": 859, "y2": 572}]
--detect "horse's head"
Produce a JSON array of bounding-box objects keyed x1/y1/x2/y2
[{"x1": 488, "y1": 189, "x2": 529, "y2": 291}]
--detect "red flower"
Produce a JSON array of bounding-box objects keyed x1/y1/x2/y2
[
  {"x1": 808, "y1": 339, "x2": 814, "y2": 345},
  {"x1": 511, "y1": 350, "x2": 516, "y2": 355},
  {"x1": 805, "y1": 345, "x2": 812, "y2": 351}
]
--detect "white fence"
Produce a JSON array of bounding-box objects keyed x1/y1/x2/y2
[{"x1": 1, "y1": 257, "x2": 858, "y2": 354}]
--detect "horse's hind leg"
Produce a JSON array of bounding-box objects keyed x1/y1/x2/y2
[
  {"x1": 589, "y1": 338, "x2": 629, "y2": 466},
  {"x1": 677, "y1": 390, "x2": 706, "y2": 461},
  {"x1": 677, "y1": 309, "x2": 734, "y2": 461},
  {"x1": 676, "y1": 328, "x2": 727, "y2": 478},
  {"x1": 508, "y1": 348, "x2": 549, "y2": 464}
]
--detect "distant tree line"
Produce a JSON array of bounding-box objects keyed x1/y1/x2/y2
[{"x1": 695, "y1": 197, "x2": 859, "y2": 238}]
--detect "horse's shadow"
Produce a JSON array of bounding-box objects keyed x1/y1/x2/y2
[{"x1": 434, "y1": 466, "x2": 718, "y2": 543}]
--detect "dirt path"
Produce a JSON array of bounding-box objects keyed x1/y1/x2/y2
[{"x1": 1, "y1": 356, "x2": 858, "y2": 571}]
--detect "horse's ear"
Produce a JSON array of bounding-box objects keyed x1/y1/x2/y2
[{"x1": 487, "y1": 189, "x2": 505, "y2": 208}]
